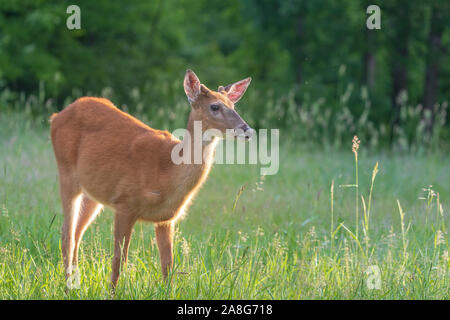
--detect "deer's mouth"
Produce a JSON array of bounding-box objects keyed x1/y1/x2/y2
[{"x1": 232, "y1": 126, "x2": 254, "y2": 141}]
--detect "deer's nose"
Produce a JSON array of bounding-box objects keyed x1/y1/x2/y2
[
  {"x1": 235, "y1": 124, "x2": 254, "y2": 140},
  {"x1": 244, "y1": 127, "x2": 254, "y2": 140}
]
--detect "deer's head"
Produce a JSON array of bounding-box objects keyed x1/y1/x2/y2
[{"x1": 183, "y1": 69, "x2": 253, "y2": 140}]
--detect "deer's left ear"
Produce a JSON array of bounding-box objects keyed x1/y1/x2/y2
[
  {"x1": 222, "y1": 77, "x2": 252, "y2": 103},
  {"x1": 184, "y1": 69, "x2": 201, "y2": 103}
]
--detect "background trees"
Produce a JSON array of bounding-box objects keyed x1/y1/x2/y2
[{"x1": 0, "y1": 0, "x2": 448, "y2": 147}]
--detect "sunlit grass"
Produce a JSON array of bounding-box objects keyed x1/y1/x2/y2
[{"x1": 0, "y1": 113, "x2": 448, "y2": 299}]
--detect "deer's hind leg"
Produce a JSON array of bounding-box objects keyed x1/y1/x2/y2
[
  {"x1": 110, "y1": 210, "x2": 137, "y2": 289},
  {"x1": 59, "y1": 173, "x2": 82, "y2": 279},
  {"x1": 73, "y1": 194, "x2": 102, "y2": 266}
]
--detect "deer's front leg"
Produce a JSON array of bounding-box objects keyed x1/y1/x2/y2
[
  {"x1": 111, "y1": 211, "x2": 136, "y2": 289},
  {"x1": 155, "y1": 221, "x2": 174, "y2": 279}
]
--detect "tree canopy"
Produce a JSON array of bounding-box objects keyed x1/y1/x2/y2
[{"x1": 0, "y1": 0, "x2": 449, "y2": 147}]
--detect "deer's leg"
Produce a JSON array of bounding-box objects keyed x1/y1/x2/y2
[
  {"x1": 59, "y1": 174, "x2": 81, "y2": 279},
  {"x1": 73, "y1": 194, "x2": 102, "y2": 266},
  {"x1": 155, "y1": 221, "x2": 174, "y2": 279},
  {"x1": 110, "y1": 211, "x2": 136, "y2": 289}
]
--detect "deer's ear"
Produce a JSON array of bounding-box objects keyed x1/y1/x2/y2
[
  {"x1": 184, "y1": 69, "x2": 201, "y2": 103},
  {"x1": 223, "y1": 77, "x2": 252, "y2": 103}
]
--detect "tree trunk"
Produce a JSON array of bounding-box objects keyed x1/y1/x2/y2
[
  {"x1": 423, "y1": 5, "x2": 445, "y2": 135},
  {"x1": 363, "y1": 27, "x2": 376, "y2": 90},
  {"x1": 389, "y1": 4, "x2": 411, "y2": 143},
  {"x1": 295, "y1": 15, "x2": 303, "y2": 85}
]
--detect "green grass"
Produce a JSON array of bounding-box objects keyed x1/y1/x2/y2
[{"x1": 0, "y1": 112, "x2": 448, "y2": 299}]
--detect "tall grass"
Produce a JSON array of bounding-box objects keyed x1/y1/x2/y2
[
  {"x1": 1, "y1": 74, "x2": 448, "y2": 151},
  {"x1": 0, "y1": 112, "x2": 448, "y2": 299}
]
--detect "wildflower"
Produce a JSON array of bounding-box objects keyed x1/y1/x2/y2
[
  {"x1": 307, "y1": 226, "x2": 317, "y2": 239},
  {"x1": 442, "y1": 250, "x2": 448, "y2": 263},
  {"x1": 238, "y1": 231, "x2": 248, "y2": 243},
  {"x1": 1, "y1": 204, "x2": 8, "y2": 217},
  {"x1": 435, "y1": 230, "x2": 445, "y2": 246},
  {"x1": 181, "y1": 237, "x2": 190, "y2": 256},
  {"x1": 352, "y1": 135, "x2": 360, "y2": 154},
  {"x1": 255, "y1": 227, "x2": 264, "y2": 237},
  {"x1": 253, "y1": 175, "x2": 265, "y2": 192}
]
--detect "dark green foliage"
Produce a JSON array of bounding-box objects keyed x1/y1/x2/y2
[{"x1": 0, "y1": 0, "x2": 449, "y2": 148}]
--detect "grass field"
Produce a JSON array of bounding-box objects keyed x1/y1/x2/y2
[{"x1": 0, "y1": 112, "x2": 448, "y2": 299}]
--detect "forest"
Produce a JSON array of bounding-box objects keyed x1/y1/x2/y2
[{"x1": 0, "y1": 0, "x2": 448, "y2": 149}]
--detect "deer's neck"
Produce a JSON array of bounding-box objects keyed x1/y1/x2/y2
[{"x1": 174, "y1": 113, "x2": 219, "y2": 191}]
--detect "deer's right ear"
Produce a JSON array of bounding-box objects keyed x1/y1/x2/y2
[
  {"x1": 222, "y1": 77, "x2": 252, "y2": 103},
  {"x1": 184, "y1": 69, "x2": 201, "y2": 104}
]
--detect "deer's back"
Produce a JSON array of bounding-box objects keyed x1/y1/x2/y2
[{"x1": 50, "y1": 97, "x2": 179, "y2": 213}]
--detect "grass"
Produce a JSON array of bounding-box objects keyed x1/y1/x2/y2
[{"x1": 0, "y1": 111, "x2": 448, "y2": 299}]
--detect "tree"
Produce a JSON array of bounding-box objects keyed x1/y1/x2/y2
[
  {"x1": 362, "y1": 1, "x2": 378, "y2": 90},
  {"x1": 385, "y1": 1, "x2": 413, "y2": 141},
  {"x1": 422, "y1": 2, "x2": 449, "y2": 134}
]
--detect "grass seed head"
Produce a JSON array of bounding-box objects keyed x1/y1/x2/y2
[{"x1": 352, "y1": 135, "x2": 360, "y2": 154}]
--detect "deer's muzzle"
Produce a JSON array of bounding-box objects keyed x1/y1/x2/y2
[{"x1": 233, "y1": 123, "x2": 254, "y2": 140}]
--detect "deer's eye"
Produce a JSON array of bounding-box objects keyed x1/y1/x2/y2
[{"x1": 210, "y1": 104, "x2": 220, "y2": 112}]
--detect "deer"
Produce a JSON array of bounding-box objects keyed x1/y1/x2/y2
[{"x1": 50, "y1": 69, "x2": 253, "y2": 289}]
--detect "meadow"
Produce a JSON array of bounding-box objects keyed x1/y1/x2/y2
[{"x1": 0, "y1": 112, "x2": 448, "y2": 299}]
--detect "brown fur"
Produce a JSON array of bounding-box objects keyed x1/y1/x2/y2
[{"x1": 50, "y1": 70, "x2": 252, "y2": 289}]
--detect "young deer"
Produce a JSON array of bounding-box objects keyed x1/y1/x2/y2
[{"x1": 50, "y1": 70, "x2": 253, "y2": 288}]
